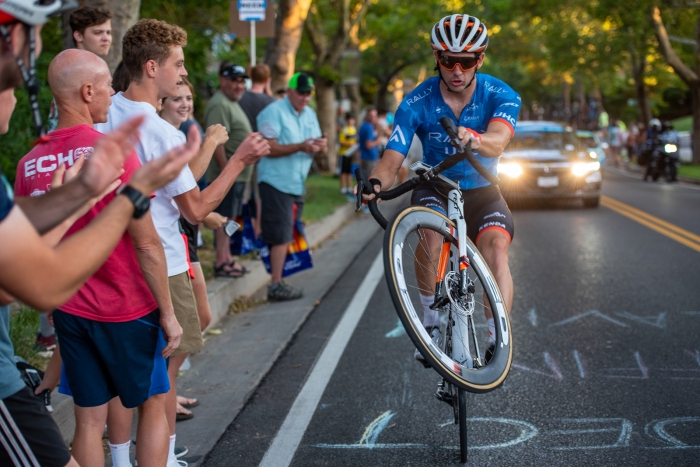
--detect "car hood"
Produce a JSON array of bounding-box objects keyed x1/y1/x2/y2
[{"x1": 502, "y1": 150, "x2": 571, "y2": 162}]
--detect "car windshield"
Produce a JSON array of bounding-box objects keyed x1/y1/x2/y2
[
  {"x1": 577, "y1": 135, "x2": 598, "y2": 147},
  {"x1": 509, "y1": 131, "x2": 579, "y2": 152}
]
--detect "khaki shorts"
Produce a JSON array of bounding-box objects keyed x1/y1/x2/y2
[{"x1": 168, "y1": 272, "x2": 202, "y2": 356}]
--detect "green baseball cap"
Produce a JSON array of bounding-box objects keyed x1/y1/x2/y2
[{"x1": 288, "y1": 72, "x2": 315, "y2": 92}]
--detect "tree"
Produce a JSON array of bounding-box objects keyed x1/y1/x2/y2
[
  {"x1": 61, "y1": 0, "x2": 141, "y2": 72},
  {"x1": 303, "y1": 0, "x2": 373, "y2": 171},
  {"x1": 651, "y1": 4, "x2": 700, "y2": 164},
  {"x1": 265, "y1": 0, "x2": 314, "y2": 93}
]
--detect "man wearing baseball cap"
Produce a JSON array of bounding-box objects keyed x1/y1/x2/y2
[
  {"x1": 204, "y1": 62, "x2": 256, "y2": 277},
  {"x1": 256, "y1": 72, "x2": 327, "y2": 300}
]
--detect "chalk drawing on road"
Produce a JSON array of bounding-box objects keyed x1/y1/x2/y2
[
  {"x1": 313, "y1": 411, "x2": 428, "y2": 450},
  {"x1": 549, "y1": 418, "x2": 632, "y2": 450},
  {"x1": 614, "y1": 311, "x2": 667, "y2": 329},
  {"x1": 528, "y1": 308, "x2": 537, "y2": 327},
  {"x1": 440, "y1": 418, "x2": 538, "y2": 450},
  {"x1": 385, "y1": 319, "x2": 406, "y2": 338},
  {"x1": 512, "y1": 352, "x2": 563, "y2": 380},
  {"x1": 573, "y1": 350, "x2": 585, "y2": 378},
  {"x1": 550, "y1": 310, "x2": 628, "y2": 328},
  {"x1": 603, "y1": 351, "x2": 649, "y2": 379},
  {"x1": 644, "y1": 417, "x2": 700, "y2": 449}
]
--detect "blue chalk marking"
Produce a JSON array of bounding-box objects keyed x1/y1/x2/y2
[
  {"x1": 313, "y1": 411, "x2": 430, "y2": 450},
  {"x1": 528, "y1": 308, "x2": 537, "y2": 327},
  {"x1": 550, "y1": 310, "x2": 628, "y2": 328},
  {"x1": 512, "y1": 352, "x2": 563, "y2": 380},
  {"x1": 573, "y1": 350, "x2": 585, "y2": 378},
  {"x1": 644, "y1": 417, "x2": 700, "y2": 449},
  {"x1": 385, "y1": 319, "x2": 405, "y2": 338},
  {"x1": 549, "y1": 418, "x2": 632, "y2": 450},
  {"x1": 614, "y1": 311, "x2": 667, "y2": 328},
  {"x1": 604, "y1": 351, "x2": 649, "y2": 379},
  {"x1": 440, "y1": 418, "x2": 538, "y2": 450}
]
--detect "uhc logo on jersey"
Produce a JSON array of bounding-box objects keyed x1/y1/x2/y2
[{"x1": 492, "y1": 112, "x2": 516, "y2": 126}]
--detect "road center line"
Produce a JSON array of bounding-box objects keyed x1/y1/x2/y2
[
  {"x1": 259, "y1": 251, "x2": 384, "y2": 467},
  {"x1": 600, "y1": 196, "x2": 700, "y2": 253}
]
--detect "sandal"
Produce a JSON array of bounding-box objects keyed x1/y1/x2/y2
[
  {"x1": 177, "y1": 396, "x2": 199, "y2": 409},
  {"x1": 214, "y1": 263, "x2": 244, "y2": 278},
  {"x1": 229, "y1": 261, "x2": 250, "y2": 275},
  {"x1": 176, "y1": 404, "x2": 194, "y2": 422}
]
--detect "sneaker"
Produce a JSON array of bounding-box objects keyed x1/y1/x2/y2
[
  {"x1": 485, "y1": 343, "x2": 495, "y2": 365},
  {"x1": 268, "y1": 281, "x2": 303, "y2": 301},
  {"x1": 414, "y1": 326, "x2": 441, "y2": 368},
  {"x1": 34, "y1": 333, "x2": 56, "y2": 352},
  {"x1": 174, "y1": 446, "x2": 188, "y2": 459}
]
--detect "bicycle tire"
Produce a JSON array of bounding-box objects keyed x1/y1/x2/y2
[
  {"x1": 384, "y1": 206, "x2": 513, "y2": 392},
  {"x1": 458, "y1": 388, "x2": 468, "y2": 463}
]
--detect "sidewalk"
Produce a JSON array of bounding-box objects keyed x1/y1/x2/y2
[
  {"x1": 49, "y1": 197, "x2": 403, "y2": 464},
  {"x1": 608, "y1": 163, "x2": 700, "y2": 185}
]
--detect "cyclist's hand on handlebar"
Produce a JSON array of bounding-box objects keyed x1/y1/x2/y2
[
  {"x1": 456, "y1": 126, "x2": 482, "y2": 150},
  {"x1": 352, "y1": 182, "x2": 382, "y2": 204}
]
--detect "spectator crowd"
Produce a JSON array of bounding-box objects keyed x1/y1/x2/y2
[{"x1": 0, "y1": 3, "x2": 329, "y2": 467}]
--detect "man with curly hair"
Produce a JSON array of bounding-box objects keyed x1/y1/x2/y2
[{"x1": 97, "y1": 19, "x2": 269, "y2": 466}]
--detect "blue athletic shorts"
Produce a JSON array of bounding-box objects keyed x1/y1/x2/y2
[{"x1": 53, "y1": 309, "x2": 170, "y2": 409}]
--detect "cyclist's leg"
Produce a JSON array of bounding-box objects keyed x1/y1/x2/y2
[
  {"x1": 466, "y1": 186, "x2": 515, "y2": 315},
  {"x1": 410, "y1": 184, "x2": 449, "y2": 328}
]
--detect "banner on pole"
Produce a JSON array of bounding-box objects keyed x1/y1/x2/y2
[{"x1": 238, "y1": 0, "x2": 266, "y2": 21}]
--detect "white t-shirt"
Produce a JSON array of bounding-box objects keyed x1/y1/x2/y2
[{"x1": 96, "y1": 93, "x2": 197, "y2": 277}]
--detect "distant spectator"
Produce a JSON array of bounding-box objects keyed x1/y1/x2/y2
[
  {"x1": 204, "y1": 63, "x2": 254, "y2": 278},
  {"x1": 609, "y1": 120, "x2": 623, "y2": 167},
  {"x1": 276, "y1": 88, "x2": 287, "y2": 99},
  {"x1": 257, "y1": 72, "x2": 327, "y2": 301},
  {"x1": 112, "y1": 60, "x2": 130, "y2": 93},
  {"x1": 47, "y1": 6, "x2": 112, "y2": 133},
  {"x1": 338, "y1": 113, "x2": 358, "y2": 196},
  {"x1": 359, "y1": 107, "x2": 381, "y2": 173},
  {"x1": 239, "y1": 64, "x2": 276, "y2": 131}
]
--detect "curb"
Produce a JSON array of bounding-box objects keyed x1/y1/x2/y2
[
  {"x1": 611, "y1": 164, "x2": 700, "y2": 185},
  {"x1": 50, "y1": 200, "x2": 361, "y2": 445}
]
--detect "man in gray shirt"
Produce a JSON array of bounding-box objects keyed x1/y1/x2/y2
[{"x1": 238, "y1": 64, "x2": 276, "y2": 131}]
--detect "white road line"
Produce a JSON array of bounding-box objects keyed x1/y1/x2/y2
[{"x1": 259, "y1": 251, "x2": 384, "y2": 467}]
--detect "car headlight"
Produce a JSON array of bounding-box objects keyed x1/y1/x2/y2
[
  {"x1": 664, "y1": 144, "x2": 678, "y2": 153},
  {"x1": 498, "y1": 162, "x2": 523, "y2": 178},
  {"x1": 572, "y1": 161, "x2": 601, "y2": 176}
]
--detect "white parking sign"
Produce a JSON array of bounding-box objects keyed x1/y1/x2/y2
[{"x1": 238, "y1": 0, "x2": 266, "y2": 21}]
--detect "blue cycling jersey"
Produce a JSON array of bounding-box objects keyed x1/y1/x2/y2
[{"x1": 386, "y1": 74, "x2": 521, "y2": 190}]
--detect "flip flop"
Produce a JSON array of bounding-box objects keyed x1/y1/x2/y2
[
  {"x1": 229, "y1": 260, "x2": 250, "y2": 274},
  {"x1": 176, "y1": 411, "x2": 194, "y2": 422},
  {"x1": 179, "y1": 398, "x2": 199, "y2": 409},
  {"x1": 214, "y1": 264, "x2": 244, "y2": 278}
]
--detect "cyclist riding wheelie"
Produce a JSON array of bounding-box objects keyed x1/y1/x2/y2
[{"x1": 362, "y1": 13, "x2": 520, "y2": 365}]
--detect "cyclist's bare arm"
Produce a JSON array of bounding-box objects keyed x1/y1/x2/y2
[{"x1": 456, "y1": 120, "x2": 512, "y2": 157}]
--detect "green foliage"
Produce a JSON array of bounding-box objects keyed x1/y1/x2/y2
[
  {"x1": 9, "y1": 306, "x2": 49, "y2": 371},
  {"x1": 678, "y1": 164, "x2": 700, "y2": 180},
  {"x1": 0, "y1": 18, "x2": 63, "y2": 185}
]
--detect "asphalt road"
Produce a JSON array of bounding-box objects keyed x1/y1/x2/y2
[{"x1": 204, "y1": 169, "x2": 700, "y2": 466}]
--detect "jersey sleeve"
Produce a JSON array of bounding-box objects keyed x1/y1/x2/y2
[
  {"x1": 257, "y1": 105, "x2": 282, "y2": 140},
  {"x1": 385, "y1": 100, "x2": 420, "y2": 157},
  {"x1": 488, "y1": 86, "x2": 521, "y2": 136}
]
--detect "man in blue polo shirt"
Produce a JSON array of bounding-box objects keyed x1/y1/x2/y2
[
  {"x1": 257, "y1": 72, "x2": 327, "y2": 301},
  {"x1": 359, "y1": 107, "x2": 381, "y2": 173}
]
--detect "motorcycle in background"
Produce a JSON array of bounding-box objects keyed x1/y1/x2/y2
[{"x1": 643, "y1": 121, "x2": 679, "y2": 182}]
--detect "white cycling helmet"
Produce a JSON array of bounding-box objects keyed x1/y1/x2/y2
[
  {"x1": 649, "y1": 118, "x2": 661, "y2": 130},
  {"x1": 0, "y1": 0, "x2": 76, "y2": 26},
  {"x1": 431, "y1": 14, "x2": 489, "y2": 54}
]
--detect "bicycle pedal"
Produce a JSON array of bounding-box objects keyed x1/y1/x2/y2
[
  {"x1": 430, "y1": 296, "x2": 449, "y2": 310},
  {"x1": 435, "y1": 389, "x2": 454, "y2": 405}
]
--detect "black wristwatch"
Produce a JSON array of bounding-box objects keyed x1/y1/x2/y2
[{"x1": 117, "y1": 184, "x2": 150, "y2": 219}]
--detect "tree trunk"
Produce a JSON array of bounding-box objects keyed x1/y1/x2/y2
[
  {"x1": 314, "y1": 81, "x2": 337, "y2": 172},
  {"x1": 692, "y1": 86, "x2": 700, "y2": 164},
  {"x1": 562, "y1": 81, "x2": 571, "y2": 124},
  {"x1": 344, "y1": 83, "x2": 361, "y2": 120},
  {"x1": 575, "y1": 79, "x2": 586, "y2": 129},
  {"x1": 264, "y1": 0, "x2": 313, "y2": 93},
  {"x1": 375, "y1": 76, "x2": 392, "y2": 113},
  {"x1": 61, "y1": 0, "x2": 141, "y2": 73}
]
